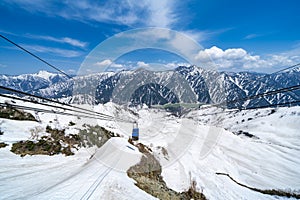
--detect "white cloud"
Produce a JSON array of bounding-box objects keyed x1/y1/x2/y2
[
  {"x1": 117, "y1": 28, "x2": 172, "y2": 43},
  {"x1": 181, "y1": 30, "x2": 205, "y2": 42},
  {"x1": 0, "y1": 63, "x2": 7, "y2": 68},
  {"x1": 166, "y1": 62, "x2": 177, "y2": 69},
  {"x1": 195, "y1": 46, "x2": 300, "y2": 72},
  {"x1": 137, "y1": 61, "x2": 149, "y2": 68},
  {"x1": 111, "y1": 63, "x2": 124, "y2": 68},
  {"x1": 165, "y1": 62, "x2": 190, "y2": 69},
  {"x1": 244, "y1": 34, "x2": 260, "y2": 40},
  {"x1": 94, "y1": 59, "x2": 113, "y2": 67},
  {"x1": 27, "y1": 35, "x2": 88, "y2": 48},
  {"x1": 21, "y1": 44, "x2": 83, "y2": 58},
  {"x1": 146, "y1": 0, "x2": 176, "y2": 28},
  {"x1": 181, "y1": 28, "x2": 234, "y2": 43},
  {"x1": 4, "y1": 0, "x2": 177, "y2": 28},
  {"x1": 68, "y1": 69, "x2": 76, "y2": 74},
  {"x1": 96, "y1": 28, "x2": 203, "y2": 70},
  {"x1": 60, "y1": 37, "x2": 87, "y2": 48},
  {"x1": 3, "y1": 0, "x2": 229, "y2": 49},
  {"x1": 94, "y1": 59, "x2": 124, "y2": 71},
  {"x1": 244, "y1": 33, "x2": 268, "y2": 40},
  {"x1": 0, "y1": 29, "x2": 18, "y2": 36},
  {"x1": 92, "y1": 60, "x2": 190, "y2": 72}
]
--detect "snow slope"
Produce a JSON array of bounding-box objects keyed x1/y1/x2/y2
[
  {"x1": 0, "y1": 115, "x2": 152, "y2": 199},
  {"x1": 95, "y1": 104, "x2": 300, "y2": 199},
  {"x1": 0, "y1": 98, "x2": 299, "y2": 199},
  {"x1": 0, "y1": 97, "x2": 154, "y2": 199}
]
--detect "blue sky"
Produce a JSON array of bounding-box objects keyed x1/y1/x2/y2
[{"x1": 0, "y1": 0, "x2": 300, "y2": 75}]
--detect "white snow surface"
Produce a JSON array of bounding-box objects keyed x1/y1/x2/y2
[
  {"x1": 35, "y1": 70, "x2": 57, "y2": 80},
  {"x1": 0, "y1": 97, "x2": 300, "y2": 199}
]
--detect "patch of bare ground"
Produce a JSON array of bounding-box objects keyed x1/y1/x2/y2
[{"x1": 127, "y1": 141, "x2": 206, "y2": 200}]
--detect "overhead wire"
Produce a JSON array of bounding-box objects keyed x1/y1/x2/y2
[
  {"x1": 271, "y1": 62, "x2": 300, "y2": 74},
  {"x1": 198, "y1": 62, "x2": 300, "y2": 110},
  {"x1": 1, "y1": 81, "x2": 299, "y2": 122},
  {"x1": 218, "y1": 62, "x2": 300, "y2": 107},
  {"x1": 188, "y1": 60, "x2": 299, "y2": 111},
  {"x1": 0, "y1": 85, "x2": 134, "y2": 123},
  {"x1": 0, "y1": 102, "x2": 131, "y2": 123},
  {"x1": 0, "y1": 33, "x2": 135, "y2": 123},
  {"x1": 1, "y1": 79, "x2": 299, "y2": 122},
  {"x1": 215, "y1": 83, "x2": 300, "y2": 108},
  {"x1": 2, "y1": 87, "x2": 299, "y2": 123},
  {"x1": 1, "y1": 33, "x2": 300, "y2": 119},
  {"x1": 243, "y1": 99, "x2": 300, "y2": 110},
  {"x1": 196, "y1": 99, "x2": 300, "y2": 117},
  {"x1": 0, "y1": 34, "x2": 71, "y2": 79},
  {"x1": 0, "y1": 93, "x2": 117, "y2": 121}
]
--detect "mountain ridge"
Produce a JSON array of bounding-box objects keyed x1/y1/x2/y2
[{"x1": 1, "y1": 66, "x2": 299, "y2": 108}]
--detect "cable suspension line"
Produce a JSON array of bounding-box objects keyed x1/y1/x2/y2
[{"x1": 0, "y1": 34, "x2": 71, "y2": 79}]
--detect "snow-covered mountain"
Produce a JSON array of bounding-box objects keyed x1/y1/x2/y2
[
  {"x1": 175, "y1": 66, "x2": 300, "y2": 108},
  {"x1": 0, "y1": 71, "x2": 114, "y2": 104},
  {"x1": 1, "y1": 66, "x2": 300, "y2": 108},
  {"x1": 0, "y1": 71, "x2": 68, "y2": 93}
]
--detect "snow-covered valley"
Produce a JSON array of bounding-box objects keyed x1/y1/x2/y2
[{"x1": 0, "y1": 97, "x2": 300, "y2": 199}]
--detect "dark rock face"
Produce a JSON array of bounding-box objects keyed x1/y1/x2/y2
[{"x1": 130, "y1": 83, "x2": 179, "y2": 107}]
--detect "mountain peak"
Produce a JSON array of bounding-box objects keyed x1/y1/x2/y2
[{"x1": 35, "y1": 70, "x2": 57, "y2": 80}]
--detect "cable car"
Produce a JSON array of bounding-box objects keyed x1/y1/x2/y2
[{"x1": 132, "y1": 121, "x2": 139, "y2": 141}]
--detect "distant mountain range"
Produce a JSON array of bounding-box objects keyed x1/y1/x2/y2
[{"x1": 1, "y1": 66, "x2": 300, "y2": 108}]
